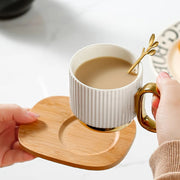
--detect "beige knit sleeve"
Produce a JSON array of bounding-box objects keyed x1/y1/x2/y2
[{"x1": 149, "y1": 140, "x2": 180, "y2": 180}]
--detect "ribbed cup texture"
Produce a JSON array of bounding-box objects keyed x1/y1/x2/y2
[{"x1": 69, "y1": 73, "x2": 142, "y2": 129}]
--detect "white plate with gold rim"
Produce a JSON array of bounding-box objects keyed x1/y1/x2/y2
[{"x1": 150, "y1": 21, "x2": 180, "y2": 81}]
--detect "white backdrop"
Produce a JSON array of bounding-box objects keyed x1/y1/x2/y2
[{"x1": 0, "y1": 0, "x2": 179, "y2": 179}]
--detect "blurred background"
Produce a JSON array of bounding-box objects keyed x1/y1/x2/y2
[{"x1": 0, "y1": 0, "x2": 179, "y2": 179}]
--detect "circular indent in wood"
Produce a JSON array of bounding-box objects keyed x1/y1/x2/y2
[
  {"x1": 19, "y1": 96, "x2": 136, "y2": 170},
  {"x1": 59, "y1": 116, "x2": 120, "y2": 156}
]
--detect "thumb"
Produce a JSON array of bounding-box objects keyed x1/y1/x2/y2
[
  {"x1": 156, "y1": 72, "x2": 171, "y2": 95},
  {"x1": 0, "y1": 104, "x2": 39, "y2": 125},
  {"x1": 156, "y1": 72, "x2": 180, "y2": 101}
]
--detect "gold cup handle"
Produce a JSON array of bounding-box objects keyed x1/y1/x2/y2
[{"x1": 135, "y1": 83, "x2": 160, "y2": 133}]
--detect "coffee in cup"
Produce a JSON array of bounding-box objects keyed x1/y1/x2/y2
[
  {"x1": 69, "y1": 44, "x2": 159, "y2": 132},
  {"x1": 75, "y1": 57, "x2": 137, "y2": 89}
]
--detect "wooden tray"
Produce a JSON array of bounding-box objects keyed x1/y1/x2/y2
[{"x1": 18, "y1": 96, "x2": 136, "y2": 170}]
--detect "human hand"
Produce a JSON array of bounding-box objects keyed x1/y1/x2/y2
[
  {"x1": 0, "y1": 105, "x2": 38, "y2": 167},
  {"x1": 152, "y1": 72, "x2": 180, "y2": 145}
]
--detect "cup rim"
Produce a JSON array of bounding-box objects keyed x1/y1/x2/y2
[{"x1": 69, "y1": 43, "x2": 142, "y2": 91}]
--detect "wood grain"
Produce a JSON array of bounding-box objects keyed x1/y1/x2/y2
[{"x1": 18, "y1": 96, "x2": 136, "y2": 170}]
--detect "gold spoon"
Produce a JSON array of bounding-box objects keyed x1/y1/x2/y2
[{"x1": 128, "y1": 34, "x2": 159, "y2": 74}]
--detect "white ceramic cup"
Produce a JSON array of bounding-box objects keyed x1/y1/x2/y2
[{"x1": 69, "y1": 44, "x2": 158, "y2": 132}]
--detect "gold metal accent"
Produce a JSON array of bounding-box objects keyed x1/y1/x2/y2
[
  {"x1": 79, "y1": 120, "x2": 130, "y2": 133},
  {"x1": 135, "y1": 83, "x2": 160, "y2": 133},
  {"x1": 128, "y1": 34, "x2": 159, "y2": 74}
]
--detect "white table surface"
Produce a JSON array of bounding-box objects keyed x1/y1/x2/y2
[{"x1": 0, "y1": 0, "x2": 179, "y2": 179}]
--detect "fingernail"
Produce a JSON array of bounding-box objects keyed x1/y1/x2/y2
[
  {"x1": 159, "y1": 72, "x2": 170, "y2": 79},
  {"x1": 27, "y1": 111, "x2": 40, "y2": 118}
]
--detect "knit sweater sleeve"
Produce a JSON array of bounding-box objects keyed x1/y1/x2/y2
[{"x1": 149, "y1": 140, "x2": 180, "y2": 180}]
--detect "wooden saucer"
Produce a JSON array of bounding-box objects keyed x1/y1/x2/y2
[{"x1": 18, "y1": 96, "x2": 136, "y2": 170}]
